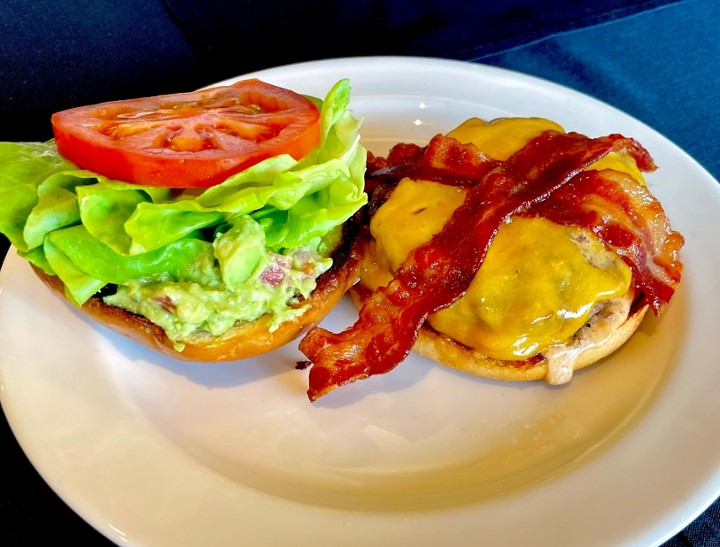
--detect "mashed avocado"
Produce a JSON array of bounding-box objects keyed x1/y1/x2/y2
[{"x1": 104, "y1": 216, "x2": 335, "y2": 348}]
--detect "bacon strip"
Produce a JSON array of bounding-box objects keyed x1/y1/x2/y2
[
  {"x1": 300, "y1": 131, "x2": 649, "y2": 401},
  {"x1": 527, "y1": 168, "x2": 684, "y2": 313},
  {"x1": 365, "y1": 134, "x2": 500, "y2": 193}
]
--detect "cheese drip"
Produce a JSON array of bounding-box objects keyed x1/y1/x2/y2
[{"x1": 368, "y1": 117, "x2": 635, "y2": 362}]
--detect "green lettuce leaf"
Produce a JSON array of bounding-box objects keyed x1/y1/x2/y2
[
  {"x1": 0, "y1": 79, "x2": 367, "y2": 305},
  {"x1": 0, "y1": 141, "x2": 78, "y2": 253}
]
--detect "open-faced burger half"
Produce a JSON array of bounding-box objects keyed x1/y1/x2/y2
[
  {"x1": 299, "y1": 116, "x2": 684, "y2": 400},
  {"x1": 0, "y1": 78, "x2": 367, "y2": 361}
]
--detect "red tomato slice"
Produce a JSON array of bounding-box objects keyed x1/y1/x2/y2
[{"x1": 51, "y1": 79, "x2": 322, "y2": 188}]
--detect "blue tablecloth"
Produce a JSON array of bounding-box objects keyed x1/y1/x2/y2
[{"x1": 1, "y1": 0, "x2": 718, "y2": 544}]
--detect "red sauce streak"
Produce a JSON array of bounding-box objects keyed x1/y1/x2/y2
[{"x1": 300, "y1": 131, "x2": 647, "y2": 401}]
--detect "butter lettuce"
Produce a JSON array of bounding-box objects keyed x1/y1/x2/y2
[{"x1": 0, "y1": 79, "x2": 367, "y2": 306}]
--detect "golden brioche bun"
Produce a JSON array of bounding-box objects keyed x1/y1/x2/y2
[
  {"x1": 350, "y1": 237, "x2": 649, "y2": 383},
  {"x1": 32, "y1": 216, "x2": 365, "y2": 362},
  {"x1": 396, "y1": 298, "x2": 647, "y2": 382}
]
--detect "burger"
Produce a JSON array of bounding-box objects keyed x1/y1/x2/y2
[
  {"x1": 0, "y1": 78, "x2": 368, "y2": 361},
  {"x1": 299, "y1": 116, "x2": 685, "y2": 400}
]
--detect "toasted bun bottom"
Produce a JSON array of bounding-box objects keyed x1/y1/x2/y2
[
  {"x1": 403, "y1": 301, "x2": 647, "y2": 382},
  {"x1": 349, "y1": 259, "x2": 648, "y2": 383},
  {"x1": 32, "y1": 217, "x2": 365, "y2": 362}
]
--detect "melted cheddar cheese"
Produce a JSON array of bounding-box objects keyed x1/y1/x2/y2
[{"x1": 369, "y1": 117, "x2": 635, "y2": 361}]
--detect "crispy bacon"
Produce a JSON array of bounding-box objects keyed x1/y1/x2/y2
[
  {"x1": 365, "y1": 135, "x2": 499, "y2": 193},
  {"x1": 299, "y1": 131, "x2": 663, "y2": 401},
  {"x1": 526, "y1": 168, "x2": 684, "y2": 313}
]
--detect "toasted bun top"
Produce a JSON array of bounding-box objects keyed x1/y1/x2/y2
[{"x1": 33, "y1": 214, "x2": 365, "y2": 362}]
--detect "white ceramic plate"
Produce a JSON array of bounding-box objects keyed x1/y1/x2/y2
[{"x1": 2, "y1": 57, "x2": 720, "y2": 547}]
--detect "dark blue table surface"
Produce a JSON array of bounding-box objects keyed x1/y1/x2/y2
[{"x1": 1, "y1": 0, "x2": 718, "y2": 544}]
